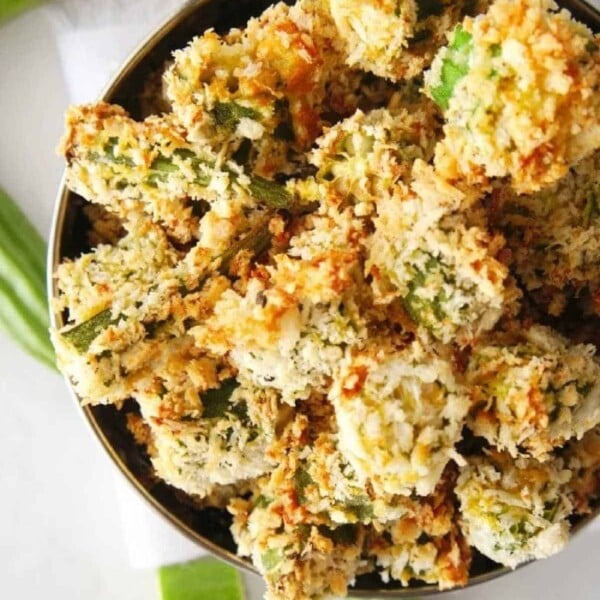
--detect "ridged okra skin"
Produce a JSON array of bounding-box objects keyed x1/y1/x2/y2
[{"x1": 0, "y1": 187, "x2": 55, "y2": 369}]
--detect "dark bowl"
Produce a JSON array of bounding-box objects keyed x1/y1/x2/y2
[{"x1": 48, "y1": 0, "x2": 600, "y2": 596}]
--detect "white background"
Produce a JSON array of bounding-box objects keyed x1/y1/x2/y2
[{"x1": 1, "y1": 2, "x2": 599, "y2": 599}]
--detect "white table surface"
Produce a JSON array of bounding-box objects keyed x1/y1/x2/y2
[{"x1": 1, "y1": 3, "x2": 599, "y2": 600}]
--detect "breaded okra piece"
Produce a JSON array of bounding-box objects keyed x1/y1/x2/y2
[
  {"x1": 60, "y1": 103, "x2": 292, "y2": 242},
  {"x1": 456, "y1": 451, "x2": 573, "y2": 568},
  {"x1": 330, "y1": 339, "x2": 470, "y2": 497},
  {"x1": 329, "y1": 0, "x2": 492, "y2": 80},
  {"x1": 193, "y1": 208, "x2": 368, "y2": 405},
  {"x1": 165, "y1": 1, "x2": 346, "y2": 163},
  {"x1": 263, "y1": 412, "x2": 430, "y2": 528},
  {"x1": 230, "y1": 475, "x2": 366, "y2": 600},
  {"x1": 52, "y1": 210, "x2": 279, "y2": 407},
  {"x1": 366, "y1": 467, "x2": 471, "y2": 590},
  {"x1": 268, "y1": 414, "x2": 377, "y2": 526},
  {"x1": 309, "y1": 105, "x2": 441, "y2": 212},
  {"x1": 367, "y1": 161, "x2": 510, "y2": 344},
  {"x1": 51, "y1": 220, "x2": 190, "y2": 404},
  {"x1": 496, "y1": 149, "x2": 600, "y2": 314},
  {"x1": 137, "y1": 381, "x2": 281, "y2": 498},
  {"x1": 52, "y1": 208, "x2": 276, "y2": 406},
  {"x1": 53, "y1": 220, "x2": 179, "y2": 326},
  {"x1": 467, "y1": 325, "x2": 600, "y2": 461},
  {"x1": 52, "y1": 210, "x2": 281, "y2": 407},
  {"x1": 328, "y1": 0, "x2": 417, "y2": 79},
  {"x1": 425, "y1": 0, "x2": 600, "y2": 193},
  {"x1": 53, "y1": 269, "x2": 231, "y2": 407}
]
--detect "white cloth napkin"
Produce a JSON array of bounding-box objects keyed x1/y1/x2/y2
[
  {"x1": 45, "y1": 0, "x2": 189, "y2": 103},
  {"x1": 113, "y1": 474, "x2": 204, "y2": 568},
  {"x1": 46, "y1": 0, "x2": 206, "y2": 569}
]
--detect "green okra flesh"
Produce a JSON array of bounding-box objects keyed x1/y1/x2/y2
[
  {"x1": 158, "y1": 557, "x2": 245, "y2": 600},
  {"x1": 86, "y1": 136, "x2": 293, "y2": 211},
  {"x1": 61, "y1": 309, "x2": 115, "y2": 353},
  {"x1": 212, "y1": 101, "x2": 261, "y2": 130},
  {"x1": 428, "y1": 25, "x2": 473, "y2": 110}
]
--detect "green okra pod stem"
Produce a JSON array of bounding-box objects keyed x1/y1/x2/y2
[
  {"x1": 0, "y1": 188, "x2": 55, "y2": 369},
  {"x1": 146, "y1": 149, "x2": 293, "y2": 210},
  {"x1": 0, "y1": 0, "x2": 43, "y2": 24},
  {"x1": 0, "y1": 275, "x2": 55, "y2": 369},
  {"x1": 0, "y1": 188, "x2": 46, "y2": 287}
]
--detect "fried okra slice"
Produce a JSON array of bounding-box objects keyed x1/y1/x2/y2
[
  {"x1": 425, "y1": 0, "x2": 600, "y2": 193},
  {"x1": 53, "y1": 220, "x2": 179, "y2": 325},
  {"x1": 231, "y1": 413, "x2": 371, "y2": 598},
  {"x1": 563, "y1": 425, "x2": 600, "y2": 515},
  {"x1": 328, "y1": 0, "x2": 417, "y2": 79},
  {"x1": 456, "y1": 451, "x2": 572, "y2": 568},
  {"x1": 193, "y1": 209, "x2": 368, "y2": 404},
  {"x1": 165, "y1": 2, "x2": 346, "y2": 162},
  {"x1": 53, "y1": 284, "x2": 227, "y2": 407},
  {"x1": 496, "y1": 149, "x2": 600, "y2": 313},
  {"x1": 329, "y1": 0, "x2": 491, "y2": 81},
  {"x1": 330, "y1": 339, "x2": 470, "y2": 497},
  {"x1": 51, "y1": 221, "x2": 187, "y2": 404},
  {"x1": 60, "y1": 103, "x2": 292, "y2": 242},
  {"x1": 194, "y1": 282, "x2": 365, "y2": 405},
  {"x1": 272, "y1": 415, "x2": 376, "y2": 525},
  {"x1": 366, "y1": 468, "x2": 471, "y2": 590},
  {"x1": 467, "y1": 325, "x2": 600, "y2": 461},
  {"x1": 52, "y1": 206, "x2": 290, "y2": 406},
  {"x1": 265, "y1": 413, "x2": 425, "y2": 528},
  {"x1": 309, "y1": 105, "x2": 441, "y2": 212},
  {"x1": 230, "y1": 479, "x2": 366, "y2": 600},
  {"x1": 51, "y1": 205, "x2": 277, "y2": 397},
  {"x1": 51, "y1": 218, "x2": 238, "y2": 406},
  {"x1": 61, "y1": 104, "x2": 197, "y2": 242},
  {"x1": 138, "y1": 382, "x2": 281, "y2": 497},
  {"x1": 367, "y1": 161, "x2": 510, "y2": 344}
]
